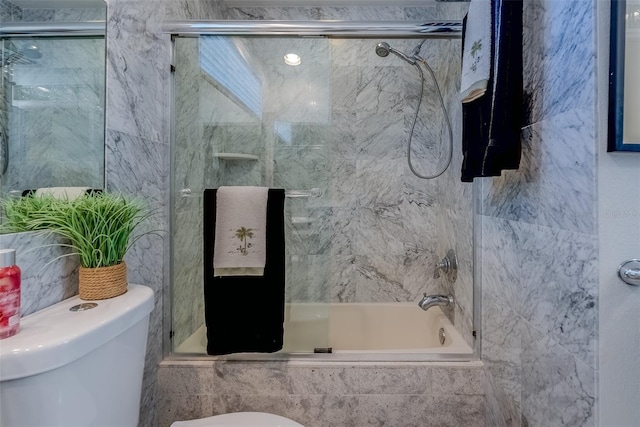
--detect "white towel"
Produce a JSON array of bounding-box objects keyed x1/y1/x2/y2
[
  {"x1": 35, "y1": 187, "x2": 90, "y2": 200},
  {"x1": 461, "y1": 0, "x2": 492, "y2": 103},
  {"x1": 213, "y1": 186, "x2": 269, "y2": 277}
]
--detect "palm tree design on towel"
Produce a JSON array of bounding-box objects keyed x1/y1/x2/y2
[{"x1": 235, "y1": 227, "x2": 254, "y2": 255}]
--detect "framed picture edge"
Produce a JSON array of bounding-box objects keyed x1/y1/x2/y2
[{"x1": 608, "y1": 0, "x2": 640, "y2": 152}]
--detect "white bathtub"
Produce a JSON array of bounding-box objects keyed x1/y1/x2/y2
[{"x1": 175, "y1": 303, "x2": 473, "y2": 358}]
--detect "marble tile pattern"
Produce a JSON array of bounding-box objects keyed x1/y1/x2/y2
[
  {"x1": 482, "y1": 217, "x2": 597, "y2": 367},
  {"x1": 105, "y1": 2, "x2": 172, "y2": 426},
  {"x1": 522, "y1": 0, "x2": 595, "y2": 126},
  {"x1": 481, "y1": 107, "x2": 596, "y2": 235},
  {"x1": 158, "y1": 361, "x2": 486, "y2": 427},
  {"x1": 484, "y1": 289, "x2": 597, "y2": 427},
  {"x1": 0, "y1": 0, "x2": 21, "y2": 21},
  {"x1": 105, "y1": 128, "x2": 169, "y2": 427},
  {"x1": 481, "y1": 216, "x2": 597, "y2": 426},
  {"x1": 0, "y1": 232, "x2": 78, "y2": 317},
  {"x1": 480, "y1": 0, "x2": 599, "y2": 424},
  {"x1": 106, "y1": 0, "x2": 168, "y2": 144},
  {"x1": 18, "y1": 7, "x2": 105, "y2": 22}
]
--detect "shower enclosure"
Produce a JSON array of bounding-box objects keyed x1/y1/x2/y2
[
  {"x1": 168, "y1": 21, "x2": 477, "y2": 360},
  {"x1": 0, "y1": 23, "x2": 105, "y2": 201}
]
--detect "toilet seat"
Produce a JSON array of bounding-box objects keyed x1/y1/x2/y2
[{"x1": 170, "y1": 411, "x2": 304, "y2": 427}]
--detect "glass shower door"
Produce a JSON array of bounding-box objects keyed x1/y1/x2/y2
[
  {"x1": 171, "y1": 32, "x2": 474, "y2": 356},
  {"x1": 171, "y1": 35, "x2": 333, "y2": 354}
]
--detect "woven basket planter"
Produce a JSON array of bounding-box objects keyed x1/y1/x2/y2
[{"x1": 79, "y1": 262, "x2": 128, "y2": 300}]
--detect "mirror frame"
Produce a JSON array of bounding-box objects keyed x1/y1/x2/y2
[{"x1": 608, "y1": 0, "x2": 640, "y2": 152}]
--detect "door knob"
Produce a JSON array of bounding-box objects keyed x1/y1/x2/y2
[{"x1": 618, "y1": 259, "x2": 640, "y2": 286}]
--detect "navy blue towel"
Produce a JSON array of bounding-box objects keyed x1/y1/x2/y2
[
  {"x1": 203, "y1": 188, "x2": 286, "y2": 355},
  {"x1": 461, "y1": 0, "x2": 523, "y2": 182}
]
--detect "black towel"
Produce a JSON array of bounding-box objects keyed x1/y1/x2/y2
[
  {"x1": 461, "y1": 0, "x2": 523, "y2": 182},
  {"x1": 203, "y1": 188, "x2": 286, "y2": 355}
]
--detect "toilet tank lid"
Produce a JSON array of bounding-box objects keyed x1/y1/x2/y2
[
  {"x1": 171, "y1": 412, "x2": 304, "y2": 427},
  {"x1": 0, "y1": 284, "x2": 154, "y2": 381}
]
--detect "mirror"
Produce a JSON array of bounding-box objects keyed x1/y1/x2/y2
[
  {"x1": 608, "y1": 0, "x2": 640, "y2": 151},
  {"x1": 0, "y1": 0, "x2": 106, "y2": 232}
]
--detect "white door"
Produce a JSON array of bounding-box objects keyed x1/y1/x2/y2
[{"x1": 597, "y1": 2, "x2": 640, "y2": 424}]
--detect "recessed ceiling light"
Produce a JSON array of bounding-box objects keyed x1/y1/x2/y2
[{"x1": 284, "y1": 53, "x2": 301, "y2": 66}]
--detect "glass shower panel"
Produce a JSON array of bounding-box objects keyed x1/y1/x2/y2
[
  {"x1": 0, "y1": 36, "x2": 105, "y2": 198},
  {"x1": 171, "y1": 33, "x2": 473, "y2": 355},
  {"x1": 171, "y1": 36, "x2": 332, "y2": 354}
]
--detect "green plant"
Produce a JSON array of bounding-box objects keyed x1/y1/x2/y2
[
  {"x1": 1, "y1": 192, "x2": 152, "y2": 268},
  {"x1": 1, "y1": 194, "x2": 66, "y2": 233}
]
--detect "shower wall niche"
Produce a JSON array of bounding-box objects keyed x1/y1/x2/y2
[{"x1": 171, "y1": 34, "x2": 473, "y2": 353}]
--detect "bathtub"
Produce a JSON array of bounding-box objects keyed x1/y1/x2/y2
[{"x1": 175, "y1": 303, "x2": 473, "y2": 360}]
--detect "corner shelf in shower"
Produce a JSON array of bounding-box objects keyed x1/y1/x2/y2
[{"x1": 213, "y1": 153, "x2": 259, "y2": 161}]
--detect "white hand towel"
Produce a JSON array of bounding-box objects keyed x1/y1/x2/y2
[
  {"x1": 35, "y1": 187, "x2": 90, "y2": 201},
  {"x1": 213, "y1": 186, "x2": 269, "y2": 277},
  {"x1": 461, "y1": 0, "x2": 491, "y2": 103}
]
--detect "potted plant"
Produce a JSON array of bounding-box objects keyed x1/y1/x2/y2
[{"x1": 1, "y1": 192, "x2": 151, "y2": 300}]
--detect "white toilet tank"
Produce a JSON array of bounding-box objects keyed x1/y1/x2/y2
[{"x1": 0, "y1": 284, "x2": 154, "y2": 427}]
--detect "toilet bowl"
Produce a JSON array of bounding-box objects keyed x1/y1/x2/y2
[{"x1": 171, "y1": 411, "x2": 304, "y2": 426}]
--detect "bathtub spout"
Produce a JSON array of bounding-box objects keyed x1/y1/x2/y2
[{"x1": 418, "y1": 293, "x2": 454, "y2": 311}]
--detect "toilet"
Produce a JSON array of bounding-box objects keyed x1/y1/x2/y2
[
  {"x1": 0, "y1": 284, "x2": 303, "y2": 427},
  {"x1": 171, "y1": 412, "x2": 304, "y2": 426},
  {"x1": 0, "y1": 284, "x2": 155, "y2": 426}
]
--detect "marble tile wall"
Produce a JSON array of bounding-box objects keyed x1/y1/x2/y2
[
  {"x1": 15, "y1": 6, "x2": 105, "y2": 22},
  {"x1": 481, "y1": 0, "x2": 599, "y2": 425},
  {"x1": 104, "y1": 2, "x2": 170, "y2": 426},
  {"x1": 0, "y1": 0, "x2": 19, "y2": 21},
  {"x1": 0, "y1": 232, "x2": 78, "y2": 316},
  {"x1": 157, "y1": 360, "x2": 486, "y2": 427}
]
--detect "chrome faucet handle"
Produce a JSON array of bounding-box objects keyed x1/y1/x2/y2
[
  {"x1": 433, "y1": 249, "x2": 457, "y2": 283},
  {"x1": 433, "y1": 259, "x2": 448, "y2": 279}
]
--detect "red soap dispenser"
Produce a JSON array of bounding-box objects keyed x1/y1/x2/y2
[{"x1": 0, "y1": 249, "x2": 21, "y2": 339}]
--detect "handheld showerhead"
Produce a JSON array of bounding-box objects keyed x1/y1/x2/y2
[
  {"x1": 375, "y1": 42, "x2": 416, "y2": 65},
  {"x1": 375, "y1": 42, "x2": 391, "y2": 57},
  {"x1": 373, "y1": 40, "x2": 454, "y2": 180}
]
